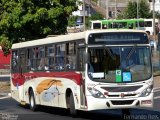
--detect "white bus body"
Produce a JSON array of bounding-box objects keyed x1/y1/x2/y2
[{"x1": 11, "y1": 29, "x2": 153, "y2": 116}]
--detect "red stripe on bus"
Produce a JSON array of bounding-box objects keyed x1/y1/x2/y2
[{"x1": 11, "y1": 72, "x2": 83, "y2": 86}]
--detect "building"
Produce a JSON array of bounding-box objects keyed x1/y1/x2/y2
[
  {"x1": 149, "y1": 0, "x2": 160, "y2": 12},
  {"x1": 72, "y1": 0, "x2": 89, "y2": 24},
  {"x1": 0, "y1": 47, "x2": 11, "y2": 70},
  {"x1": 71, "y1": 0, "x2": 160, "y2": 27}
]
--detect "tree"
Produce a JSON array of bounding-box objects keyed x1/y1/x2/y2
[
  {"x1": 0, "y1": 0, "x2": 78, "y2": 44},
  {"x1": 68, "y1": 15, "x2": 79, "y2": 26},
  {"x1": 0, "y1": 35, "x2": 11, "y2": 56},
  {"x1": 117, "y1": 0, "x2": 152, "y2": 19}
]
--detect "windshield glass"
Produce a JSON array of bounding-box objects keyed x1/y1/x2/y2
[{"x1": 88, "y1": 46, "x2": 152, "y2": 83}]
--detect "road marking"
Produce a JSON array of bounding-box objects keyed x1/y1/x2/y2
[
  {"x1": 154, "y1": 89, "x2": 160, "y2": 93},
  {"x1": 154, "y1": 96, "x2": 160, "y2": 99},
  {"x1": 154, "y1": 88, "x2": 160, "y2": 99},
  {"x1": 154, "y1": 87, "x2": 160, "y2": 91},
  {"x1": 0, "y1": 96, "x2": 11, "y2": 100}
]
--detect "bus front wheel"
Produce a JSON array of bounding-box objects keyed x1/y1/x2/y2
[
  {"x1": 29, "y1": 89, "x2": 37, "y2": 111},
  {"x1": 69, "y1": 92, "x2": 77, "y2": 117}
]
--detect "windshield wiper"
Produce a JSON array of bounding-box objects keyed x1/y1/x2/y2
[
  {"x1": 126, "y1": 45, "x2": 136, "y2": 61},
  {"x1": 105, "y1": 47, "x2": 115, "y2": 60}
]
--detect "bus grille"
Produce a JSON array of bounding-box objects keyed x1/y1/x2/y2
[
  {"x1": 107, "y1": 94, "x2": 137, "y2": 97},
  {"x1": 111, "y1": 100, "x2": 134, "y2": 105},
  {"x1": 101, "y1": 86, "x2": 142, "y2": 92}
]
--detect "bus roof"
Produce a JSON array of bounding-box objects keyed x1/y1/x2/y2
[
  {"x1": 12, "y1": 29, "x2": 148, "y2": 49},
  {"x1": 101, "y1": 19, "x2": 144, "y2": 24},
  {"x1": 12, "y1": 32, "x2": 85, "y2": 49}
]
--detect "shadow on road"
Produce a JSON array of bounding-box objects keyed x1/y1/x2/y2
[
  {"x1": 19, "y1": 104, "x2": 160, "y2": 120},
  {"x1": 1, "y1": 98, "x2": 160, "y2": 120}
]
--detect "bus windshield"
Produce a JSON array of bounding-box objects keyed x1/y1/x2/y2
[{"x1": 88, "y1": 46, "x2": 152, "y2": 83}]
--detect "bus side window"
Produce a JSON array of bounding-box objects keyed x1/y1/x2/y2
[
  {"x1": 66, "y1": 42, "x2": 76, "y2": 70},
  {"x1": 128, "y1": 23, "x2": 133, "y2": 29},
  {"x1": 55, "y1": 44, "x2": 65, "y2": 71},
  {"x1": 46, "y1": 45, "x2": 55, "y2": 70},
  {"x1": 145, "y1": 21, "x2": 152, "y2": 27},
  {"x1": 37, "y1": 47, "x2": 45, "y2": 71}
]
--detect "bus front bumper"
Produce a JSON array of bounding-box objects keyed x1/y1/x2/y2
[{"x1": 86, "y1": 94, "x2": 153, "y2": 111}]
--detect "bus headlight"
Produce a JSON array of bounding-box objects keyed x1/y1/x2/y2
[
  {"x1": 139, "y1": 85, "x2": 153, "y2": 97},
  {"x1": 87, "y1": 87, "x2": 105, "y2": 98}
]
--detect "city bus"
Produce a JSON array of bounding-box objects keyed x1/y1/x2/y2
[
  {"x1": 11, "y1": 29, "x2": 153, "y2": 116},
  {"x1": 90, "y1": 19, "x2": 159, "y2": 35}
]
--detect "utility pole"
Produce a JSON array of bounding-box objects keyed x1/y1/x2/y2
[
  {"x1": 153, "y1": 0, "x2": 155, "y2": 39},
  {"x1": 106, "y1": 0, "x2": 109, "y2": 19},
  {"x1": 83, "y1": 0, "x2": 86, "y2": 31},
  {"x1": 137, "y1": 0, "x2": 139, "y2": 28},
  {"x1": 115, "y1": 0, "x2": 117, "y2": 18},
  {"x1": 89, "y1": 0, "x2": 91, "y2": 17}
]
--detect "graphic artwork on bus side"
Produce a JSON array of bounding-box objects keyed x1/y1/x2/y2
[{"x1": 36, "y1": 79, "x2": 63, "y2": 102}]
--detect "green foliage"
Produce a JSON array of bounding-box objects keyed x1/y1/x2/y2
[
  {"x1": 0, "y1": 35, "x2": 11, "y2": 56},
  {"x1": 68, "y1": 15, "x2": 79, "y2": 26},
  {"x1": 0, "y1": 0, "x2": 79, "y2": 44},
  {"x1": 117, "y1": 0, "x2": 152, "y2": 19},
  {"x1": 139, "y1": 0, "x2": 152, "y2": 18},
  {"x1": 90, "y1": 13, "x2": 104, "y2": 20}
]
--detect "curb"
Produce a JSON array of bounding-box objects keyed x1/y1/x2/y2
[
  {"x1": 0, "y1": 96, "x2": 11, "y2": 100},
  {"x1": 0, "y1": 93, "x2": 10, "y2": 97}
]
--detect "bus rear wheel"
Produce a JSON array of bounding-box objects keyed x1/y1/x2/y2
[
  {"x1": 29, "y1": 89, "x2": 37, "y2": 111},
  {"x1": 69, "y1": 92, "x2": 77, "y2": 117}
]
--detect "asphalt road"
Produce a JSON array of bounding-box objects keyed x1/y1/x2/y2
[{"x1": 0, "y1": 89, "x2": 160, "y2": 120}]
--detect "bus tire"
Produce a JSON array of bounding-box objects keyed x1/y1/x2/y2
[
  {"x1": 69, "y1": 92, "x2": 77, "y2": 117},
  {"x1": 29, "y1": 89, "x2": 37, "y2": 111}
]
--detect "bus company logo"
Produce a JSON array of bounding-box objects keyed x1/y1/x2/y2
[{"x1": 120, "y1": 93, "x2": 125, "y2": 98}]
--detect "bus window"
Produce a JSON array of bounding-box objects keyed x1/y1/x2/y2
[
  {"x1": 66, "y1": 42, "x2": 76, "y2": 70},
  {"x1": 26, "y1": 49, "x2": 31, "y2": 71},
  {"x1": 118, "y1": 22, "x2": 127, "y2": 28},
  {"x1": 113, "y1": 22, "x2": 118, "y2": 28},
  {"x1": 93, "y1": 23, "x2": 101, "y2": 29},
  {"x1": 128, "y1": 23, "x2": 133, "y2": 29},
  {"x1": 37, "y1": 47, "x2": 45, "y2": 70},
  {"x1": 108, "y1": 23, "x2": 112, "y2": 28},
  {"x1": 55, "y1": 44, "x2": 65, "y2": 70},
  {"x1": 30, "y1": 48, "x2": 37, "y2": 70},
  {"x1": 102, "y1": 24, "x2": 107, "y2": 29},
  {"x1": 144, "y1": 21, "x2": 152, "y2": 27},
  {"x1": 29, "y1": 47, "x2": 45, "y2": 71},
  {"x1": 46, "y1": 45, "x2": 55, "y2": 70},
  {"x1": 136, "y1": 21, "x2": 144, "y2": 27}
]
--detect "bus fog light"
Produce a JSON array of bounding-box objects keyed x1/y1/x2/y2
[
  {"x1": 87, "y1": 87, "x2": 105, "y2": 98},
  {"x1": 139, "y1": 85, "x2": 153, "y2": 97}
]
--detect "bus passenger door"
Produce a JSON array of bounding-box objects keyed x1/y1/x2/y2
[
  {"x1": 11, "y1": 50, "x2": 20, "y2": 102},
  {"x1": 18, "y1": 49, "x2": 26, "y2": 101},
  {"x1": 78, "y1": 48, "x2": 86, "y2": 108}
]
